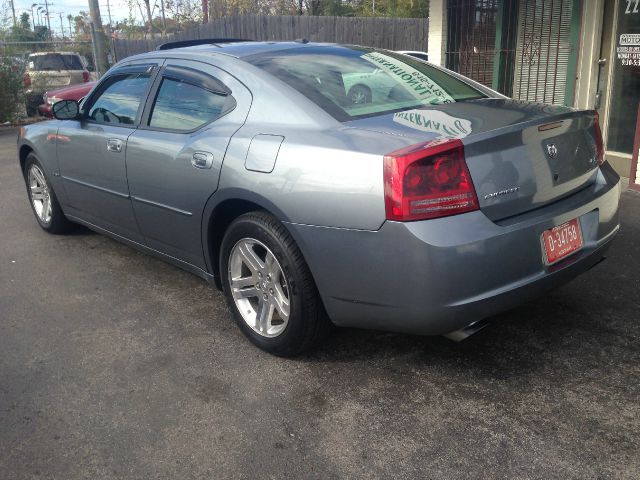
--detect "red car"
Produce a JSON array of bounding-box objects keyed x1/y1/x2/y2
[{"x1": 38, "y1": 81, "x2": 96, "y2": 118}]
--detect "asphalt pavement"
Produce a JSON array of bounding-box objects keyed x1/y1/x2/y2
[{"x1": 1, "y1": 128, "x2": 639, "y2": 479}]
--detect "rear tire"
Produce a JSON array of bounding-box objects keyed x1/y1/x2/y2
[
  {"x1": 24, "y1": 154, "x2": 74, "y2": 234},
  {"x1": 220, "y1": 211, "x2": 330, "y2": 356}
]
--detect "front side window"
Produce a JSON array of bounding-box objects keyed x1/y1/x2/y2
[
  {"x1": 88, "y1": 73, "x2": 151, "y2": 125},
  {"x1": 247, "y1": 46, "x2": 485, "y2": 121},
  {"x1": 148, "y1": 78, "x2": 230, "y2": 131}
]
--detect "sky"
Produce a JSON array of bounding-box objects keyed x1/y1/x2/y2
[{"x1": 14, "y1": 0, "x2": 134, "y2": 35}]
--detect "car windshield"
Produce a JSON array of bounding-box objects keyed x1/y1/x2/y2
[
  {"x1": 30, "y1": 54, "x2": 83, "y2": 71},
  {"x1": 246, "y1": 46, "x2": 485, "y2": 121}
]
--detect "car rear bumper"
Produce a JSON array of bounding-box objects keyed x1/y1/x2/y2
[{"x1": 287, "y1": 163, "x2": 621, "y2": 336}]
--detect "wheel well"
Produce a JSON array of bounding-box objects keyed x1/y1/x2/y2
[
  {"x1": 19, "y1": 145, "x2": 33, "y2": 176},
  {"x1": 207, "y1": 199, "x2": 265, "y2": 289}
]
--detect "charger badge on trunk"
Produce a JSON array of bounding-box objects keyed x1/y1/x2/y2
[{"x1": 484, "y1": 186, "x2": 520, "y2": 200}]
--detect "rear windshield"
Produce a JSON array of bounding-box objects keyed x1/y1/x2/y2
[
  {"x1": 29, "y1": 54, "x2": 83, "y2": 71},
  {"x1": 246, "y1": 46, "x2": 485, "y2": 121}
]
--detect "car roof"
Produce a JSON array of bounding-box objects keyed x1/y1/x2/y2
[{"x1": 157, "y1": 40, "x2": 337, "y2": 58}]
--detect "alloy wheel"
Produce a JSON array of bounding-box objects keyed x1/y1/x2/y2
[
  {"x1": 228, "y1": 238, "x2": 291, "y2": 338},
  {"x1": 351, "y1": 90, "x2": 367, "y2": 104},
  {"x1": 28, "y1": 165, "x2": 52, "y2": 224}
]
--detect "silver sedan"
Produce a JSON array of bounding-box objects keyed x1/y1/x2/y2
[{"x1": 17, "y1": 41, "x2": 620, "y2": 356}]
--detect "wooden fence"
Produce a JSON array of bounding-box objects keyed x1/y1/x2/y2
[{"x1": 113, "y1": 14, "x2": 428, "y2": 60}]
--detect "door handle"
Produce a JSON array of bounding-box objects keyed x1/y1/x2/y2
[
  {"x1": 191, "y1": 152, "x2": 214, "y2": 169},
  {"x1": 106, "y1": 138, "x2": 123, "y2": 153}
]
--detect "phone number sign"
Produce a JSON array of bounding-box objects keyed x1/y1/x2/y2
[{"x1": 619, "y1": 1, "x2": 640, "y2": 66}]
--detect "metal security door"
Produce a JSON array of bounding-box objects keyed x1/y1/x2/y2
[
  {"x1": 446, "y1": 0, "x2": 582, "y2": 105},
  {"x1": 512, "y1": 0, "x2": 582, "y2": 105},
  {"x1": 446, "y1": 0, "x2": 502, "y2": 88}
]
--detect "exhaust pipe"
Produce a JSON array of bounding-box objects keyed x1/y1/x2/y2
[
  {"x1": 443, "y1": 318, "x2": 491, "y2": 342},
  {"x1": 588, "y1": 255, "x2": 607, "y2": 271}
]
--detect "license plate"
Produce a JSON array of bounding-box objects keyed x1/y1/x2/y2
[{"x1": 541, "y1": 218, "x2": 583, "y2": 265}]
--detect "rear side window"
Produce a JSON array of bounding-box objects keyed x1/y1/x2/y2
[
  {"x1": 247, "y1": 46, "x2": 485, "y2": 121},
  {"x1": 148, "y1": 78, "x2": 230, "y2": 131},
  {"x1": 29, "y1": 54, "x2": 83, "y2": 71},
  {"x1": 88, "y1": 73, "x2": 151, "y2": 125}
]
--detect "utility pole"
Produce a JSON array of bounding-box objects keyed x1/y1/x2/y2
[
  {"x1": 31, "y1": 4, "x2": 37, "y2": 29},
  {"x1": 89, "y1": 22, "x2": 100, "y2": 75},
  {"x1": 105, "y1": 0, "x2": 116, "y2": 63},
  {"x1": 9, "y1": 0, "x2": 17, "y2": 27},
  {"x1": 67, "y1": 14, "x2": 73, "y2": 37},
  {"x1": 105, "y1": 0, "x2": 113, "y2": 29},
  {"x1": 43, "y1": 0, "x2": 52, "y2": 38},
  {"x1": 88, "y1": 0, "x2": 108, "y2": 76},
  {"x1": 202, "y1": 0, "x2": 208, "y2": 24},
  {"x1": 59, "y1": 12, "x2": 64, "y2": 38}
]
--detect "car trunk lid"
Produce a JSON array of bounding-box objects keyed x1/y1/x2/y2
[{"x1": 344, "y1": 98, "x2": 601, "y2": 221}]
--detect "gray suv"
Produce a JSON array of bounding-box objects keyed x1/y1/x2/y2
[{"x1": 17, "y1": 40, "x2": 620, "y2": 356}]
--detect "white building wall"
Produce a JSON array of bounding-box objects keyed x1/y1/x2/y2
[
  {"x1": 427, "y1": 0, "x2": 447, "y2": 67},
  {"x1": 574, "y1": 0, "x2": 605, "y2": 110}
]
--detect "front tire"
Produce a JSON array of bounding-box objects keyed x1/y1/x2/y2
[
  {"x1": 220, "y1": 211, "x2": 330, "y2": 356},
  {"x1": 24, "y1": 154, "x2": 73, "y2": 234}
]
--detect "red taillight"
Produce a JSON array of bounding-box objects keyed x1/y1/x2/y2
[
  {"x1": 594, "y1": 112, "x2": 605, "y2": 166},
  {"x1": 82, "y1": 71, "x2": 90, "y2": 83},
  {"x1": 23, "y1": 73, "x2": 30, "y2": 88},
  {"x1": 383, "y1": 138, "x2": 479, "y2": 221}
]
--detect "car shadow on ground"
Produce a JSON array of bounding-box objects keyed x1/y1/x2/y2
[
  {"x1": 60, "y1": 221, "x2": 626, "y2": 381},
  {"x1": 299, "y1": 285, "x2": 624, "y2": 381},
  {"x1": 47, "y1": 190, "x2": 638, "y2": 382}
]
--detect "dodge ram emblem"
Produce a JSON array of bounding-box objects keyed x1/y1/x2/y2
[{"x1": 546, "y1": 143, "x2": 558, "y2": 159}]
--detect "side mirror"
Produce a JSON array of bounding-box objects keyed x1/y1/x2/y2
[{"x1": 52, "y1": 99, "x2": 80, "y2": 120}]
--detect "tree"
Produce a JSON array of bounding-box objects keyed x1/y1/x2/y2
[
  {"x1": 34, "y1": 25, "x2": 50, "y2": 41},
  {"x1": 355, "y1": 0, "x2": 428, "y2": 17},
  {"x1": 67, "y1": 14, "x2": 74, "y2": 36},
  {"x1": 142, "y1": 0, "x2": 153, "y2": 34},
  {"x1": 72, "y1": 11, "x2": 91, "y2": 40},
  {"x1": 0, "y1": 57, "x2": 25, "y2": 123},
  {"x1": 164, "y1": 0, "x2": 201, "y2": 31},
  {"x1": 20, "y1": 12, "x2": 31, "y2": 30}
]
